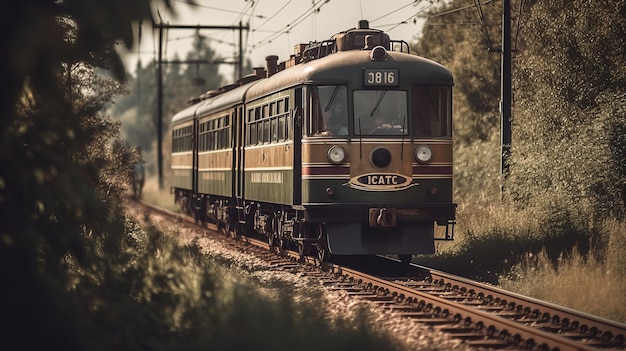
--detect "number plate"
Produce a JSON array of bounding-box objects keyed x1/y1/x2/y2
[{"x1": 363, "y1": 69, "x2": 398, "y2": 86}]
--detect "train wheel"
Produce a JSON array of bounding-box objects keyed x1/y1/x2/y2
[
  {"x1": 277, "y1": 223, "x2": 287, "y2": 253},
  {"x1": 297, "y1": 243, "x2": 306, "y2": 262},
  {"x1": 317, "y1": 240, "x2": 329, "y2": 262},
  {"x1": 316, "y1": 223, "x2": 330, "y2": 263},
  {"x1": 267, "y1": 217, "x2": 279, "y2": 252},
  {"x1": 278, "y1": 236, "x2": 287, "y2": 253}
]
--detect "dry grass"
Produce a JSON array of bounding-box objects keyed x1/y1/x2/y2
[
  {"x1": 441, "y1": 203, "x2": 626, "y2": 324},
  {"x1": 499, "y1": 247, "x2": 626, "y2": 323}
]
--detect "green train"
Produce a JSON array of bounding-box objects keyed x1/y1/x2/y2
[{"x1": 170, "y1": 20, "x2": 456, "y2": 262}]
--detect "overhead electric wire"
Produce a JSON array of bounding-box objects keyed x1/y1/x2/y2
[
  {"x1": 174, "y1": 0, "x2": 266, "y2": 18},
  {"x1": 370, "y1": 0, "x2": 421, "y2": 24},
  {"x1": 255, "y1": 0, "x2": 293, "y2": 31},
  {"x1": 384, "y1": 1, "x2": 434, "y2": 32},
  {"x1": 252, "y1": 0, "x2": 331, "y2": 49},
  {"x1": 474, "y1": 0, "x2": 493, "y2": 49},
  {"x1": 426, "y1": 0, "x2": 493, "y2": 19}
]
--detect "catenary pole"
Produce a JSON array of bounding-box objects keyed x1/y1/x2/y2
[
  {"x1": 501, "y1": 0, "x2": 512, "y2": 182},
  {"x1": 154, "y1": 23, "x2": 248, "y2": 190}
]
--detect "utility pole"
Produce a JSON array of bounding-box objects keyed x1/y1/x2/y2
[
  {"x1": 501, "y1": 0, "x2": 512, "y2": 180},
  {"x1": 153, "y1": 22, "x2": 249, "y2": 190}
]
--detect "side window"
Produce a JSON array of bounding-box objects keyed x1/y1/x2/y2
[
  {"x1": 247, "y1": 108, "x2": 256, "y2": 145},
  {"x1": 308, "y1": 85, "x2": 348, "y2": 137}
]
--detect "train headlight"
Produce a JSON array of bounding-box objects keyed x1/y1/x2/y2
[
  {"x1": 415, "y1": 145, "x2": 433, "y2": 163},
  {"x1": 370, "y1": 46, "x2": 387, "y2": 61},
  {"x1": 328, "y1": 145, "x2": 347, "y2": 164}
]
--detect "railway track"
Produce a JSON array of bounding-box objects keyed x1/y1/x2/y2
[{"x1": 132, "y1": 200, "x2": 626, "y2": 351}]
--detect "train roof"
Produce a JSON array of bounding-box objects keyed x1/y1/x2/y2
[
  {"x1": 194, "y1": 81, "x2": 258, "y2": 117},
  {"x1": 171, "y1": 79, "x2": 260, "y2": 124},
  {"x1": 246, "y1": 49, "x2": 453, "y2": 100},
  {"x1": 171, "y1": 20, "x2": 453, "y2": 124},
  {"x1": 170, "y1": 101, "x2": 201, "y2": 125}
]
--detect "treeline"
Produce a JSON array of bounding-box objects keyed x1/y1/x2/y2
[{"x1": 109, "y1": 33, "x2": 226, "y2": 163}]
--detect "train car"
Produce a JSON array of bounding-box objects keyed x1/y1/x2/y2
[{"x1": 170, "y1": 20, "x2": 456, "y2": 263}]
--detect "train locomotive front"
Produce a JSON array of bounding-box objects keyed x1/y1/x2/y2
[{"x1": 170, "y1": 20, "x2": 455, "y2": 262}]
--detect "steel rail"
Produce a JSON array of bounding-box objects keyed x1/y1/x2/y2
[
  {"x1": 416, "y1": 264, "x2": 626, "y2": 344},
  {"x1": 331, "y1": 265, "x2": 611, "y2": 351}
]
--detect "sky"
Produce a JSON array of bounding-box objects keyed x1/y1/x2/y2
[{"x1": 121, "y1": 0, "x2": 439, "y2": 80}]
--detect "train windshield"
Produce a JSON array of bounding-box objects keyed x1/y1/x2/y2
[
  {"x1": 308, "y1": 85, "x2": 349, "y2": 137},
  {"x1": 354, "y1": 90, "x2": 408, "y2": 136},
  {"x1": 411, "y1": 85, "x2": 452, "y2": 137}
]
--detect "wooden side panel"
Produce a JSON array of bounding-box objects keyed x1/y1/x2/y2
[
  {"x1": 171, "y1": 152, "x2": 193, "y2": 190},
  {"x1": 197, "y1": 149, "x2": 233, "y2": 197},
  {"x1": 243, "y1": 142, "x2": 294, "y2": 204}
]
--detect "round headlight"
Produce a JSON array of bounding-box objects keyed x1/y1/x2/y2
[
  {"x1": 328, "y1": 145, "x2": 347, "y2": 164},
  {"x1": 415, "y1": 145, "x2": 432, "y2": 163}
]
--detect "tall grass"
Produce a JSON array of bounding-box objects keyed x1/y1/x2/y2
[
  {"x1": 499, "y1": 246, "x2": 626, "y2": 323},
  {"x1": 420, "y1": 200, "x2": 626, "y2": 323}
]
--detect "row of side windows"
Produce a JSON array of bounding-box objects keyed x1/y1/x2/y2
[
  {"x1": 172, "y1": 125, "x2": 193, "y2": 152},
  {"x1": 172, "y1": 96, "x2": 294, "y2": 152},
  {"x1": 199, "y1": 115, "x2": 230, "y2": 151},
  {"x1": 246, "y1": 97, "x2": 292, "y2": 146}
]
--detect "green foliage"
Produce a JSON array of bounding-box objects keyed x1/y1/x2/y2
[
  {"x1": 416, "y1": 1, "x2": 626, "y2": 221},
  {"x1": 508, "y1": 0, "x2": 626, "y2": 218},
  {"x1": 0, "y1": 0, "x2": 169, "y2": 349}
]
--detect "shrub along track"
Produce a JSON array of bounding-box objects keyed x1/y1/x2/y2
[{"x1": 130, "y1": 200, "x2": 626, "y2": 351}]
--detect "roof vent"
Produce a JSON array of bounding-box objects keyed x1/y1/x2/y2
[{"x1": 265, "y1": 55, "x2": 279, "y2": 77}]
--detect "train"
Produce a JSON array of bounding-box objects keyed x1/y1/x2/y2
[{"x1": 170, "y1": 20, "x2": 456, "y2": 263}]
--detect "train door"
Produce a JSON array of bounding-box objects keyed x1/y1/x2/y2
[
  {"x1": 192, "y1": 118, "x2": 199, "y2": 195},
  {"x1": 292, "y1": 87, "x2": 303, "y2": 205},
  {"x1": 231, "y1": 107, "x2": 240, "y2": 199},
  {"x1": 233, "y1": 105, "x2": 248, "y2": 234}
]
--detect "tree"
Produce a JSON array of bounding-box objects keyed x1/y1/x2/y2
[
  {"x1": 0, "y1": 1, "x2": 171, "y2": 349},
  {"x1": 508, "y1": 0, "x2": 626, "y2": 217}
]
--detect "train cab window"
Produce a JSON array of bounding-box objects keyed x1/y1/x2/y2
[
  {"x1": 411, "y1": 85, "x2": 452, "y2": 137},
  {"x1": 308, "y1": 85, "x2": 348, "y2": 137},
  {"x1": 353, "y1": 90, "x2": 408, "y2": 136}
]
